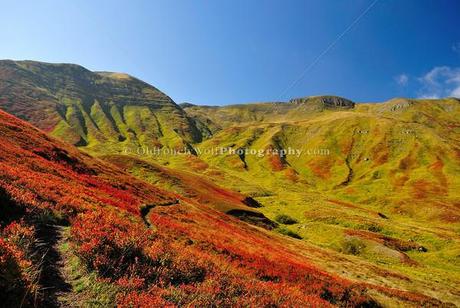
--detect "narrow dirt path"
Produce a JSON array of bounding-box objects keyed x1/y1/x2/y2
[
  {"x1": 35, "y1": 224, "x2": 72, "y2": 307},
  {"x1": 140, "y1": 199, "x2": 180, "y2": 227},
  {"x1": 336, "y1": 129, "x2": 357, "y2": 188}
]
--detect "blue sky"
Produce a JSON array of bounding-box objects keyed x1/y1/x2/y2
[{"x1": 1, "y1": 0, "x2": 459, "y2": 105}]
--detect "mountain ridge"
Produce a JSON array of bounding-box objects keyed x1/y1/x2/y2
[{"x1": 0, "y1": 59, "x2": 206, "y2": 150}]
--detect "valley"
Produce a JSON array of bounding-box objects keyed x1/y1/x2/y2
[{"x1": 0, "y1": 60, "x2": 459, "y2": 306}]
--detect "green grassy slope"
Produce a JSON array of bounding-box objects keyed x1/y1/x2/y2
[{"x1": 191, "y1": 98, "x2": 460, "y2": 218}]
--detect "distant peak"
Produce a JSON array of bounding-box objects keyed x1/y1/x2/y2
[
  {"x1": 96, "y1": 71, "x2": 133, "y2": 80},
  {"x1": 179, "y1": 102, "x2": 196, "y2": 108},
  {"x1": 289, "y1": 95, "x2": 355, "y2": 109}
]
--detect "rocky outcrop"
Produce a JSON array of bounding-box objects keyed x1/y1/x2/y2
[{"x1": 289, "y1": 95, "x2": 355, "y2": 109}]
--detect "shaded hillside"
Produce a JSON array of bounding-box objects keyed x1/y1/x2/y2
[{"x1": 0, "y1": 60, "x2": 206, "y2": 152}]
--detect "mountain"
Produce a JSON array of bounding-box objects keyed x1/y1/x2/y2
[
  {"x1": 1, "y1": 60, "x2": 459, "y2": 306},
  {"x1": 0, "y1": 60, "x2": 208, "y2": 153}
]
